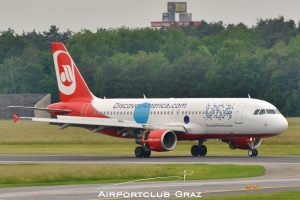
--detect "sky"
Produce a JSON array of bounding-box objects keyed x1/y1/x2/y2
[{"x1": 1, "y1": 0, "x2": 300, "y2": 33}]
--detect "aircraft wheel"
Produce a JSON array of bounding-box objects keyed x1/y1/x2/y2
[
  {"x1": 144, "y1": 149, "x2": 152, "y2": 158},
  {"x1": 199, "y1": 145, "x2": 207, "y2": 156},
  {"x1": 191, "y1": 145, "x2": 199, "y2": 156},
  {"x1": 248, "y1": 148, "x2": 258, "y2": 157},
  {"x1": 135, "y1": 146, "x2": 145, "y2": 158}
]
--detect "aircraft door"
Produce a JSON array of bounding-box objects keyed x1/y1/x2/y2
[
  {"x1": 235, "y1": 103, "x2": 246, "y2": 124},
  {"x1": 171, "y1": 109, "x2": 180, "y2": 120}
]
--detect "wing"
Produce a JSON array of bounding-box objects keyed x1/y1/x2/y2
[{"x1": 18, "y1": 115, "x2": 187, "y2": 133}]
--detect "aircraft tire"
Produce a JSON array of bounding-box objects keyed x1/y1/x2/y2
[
  {"x1": 191, "y1": 145, "x2": 200, "y2": 156},
  {"x1": 144, "y1": 149, "x2": 152, "y2": 158},
  {"x1": 135, "y1": 146, "x2": 145, "y2": 158},
  {"x1": 248, "y1": 148, "x2": 258, "y2": 157},
  {"x1": 199, "y1": 145, "x2": 207, "y2": 156}
]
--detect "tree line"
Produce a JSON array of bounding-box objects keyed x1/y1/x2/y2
[{"x1": 0, "y1": 17, "x2": 299, "y2": 116}]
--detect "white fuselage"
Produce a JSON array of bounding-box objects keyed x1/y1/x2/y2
[{"x1": 91, "y1": 97, "x2": 288, "y2": 137}]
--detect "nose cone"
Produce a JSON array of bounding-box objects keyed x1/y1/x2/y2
[{"x1": 276, "y1": 115, "x2": 288, "y2": 134}]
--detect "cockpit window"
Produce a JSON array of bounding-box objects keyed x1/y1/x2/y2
[
  {"x1": 275, "y1": 109, "x2": 281, "y2": 114},
  {"x1": 259, "y1": 109, "x2": 266, "y2": 115},
  {"x1": 266, "y1": 109, "x2": 276, "y2": 114},
  {"x1": 253, "y1": 109, "x2": 260, "y2": 115}
]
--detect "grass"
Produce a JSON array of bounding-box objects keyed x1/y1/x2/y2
[
  {"x1": 0, "y1": 118, "x2": 299, "y2": 155},
  {"x1": 201, "y1": 190, "x2": 300, "y2": 200},
  {"x1": 0, "y1": 164, "x2": 264, "y2": 187}
]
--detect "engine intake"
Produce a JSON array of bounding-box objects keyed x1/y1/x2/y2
[{"x1": 141, "y1": 130, "x2": 177, "y2": 152}]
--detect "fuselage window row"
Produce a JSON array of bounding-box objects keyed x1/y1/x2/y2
[{"x1": 98, "y1": 110, "x2": 206, "y2": 116}]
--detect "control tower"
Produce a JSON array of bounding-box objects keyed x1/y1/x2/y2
[{"x1": 151, "y1": 2, "x2": 200, "y2": 28}]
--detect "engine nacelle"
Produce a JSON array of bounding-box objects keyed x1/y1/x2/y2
[
  {"x1": 222, "y1": 138, "x2": 262, "y2": 150},
  {"x1": 141, "y1": 130, "x2": 177, "y2": 152}
]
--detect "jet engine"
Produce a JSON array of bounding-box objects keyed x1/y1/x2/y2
[
  {"x1": 140, "y1": 130, "x2": 177, "y2": 152},
  {"x1": 222, "y1": 138, "x2": 262, "y2": 150}
]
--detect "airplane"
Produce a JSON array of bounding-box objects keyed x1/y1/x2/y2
[{"x1": 9, "y1": 42, "x2": 288, "y2": 158}]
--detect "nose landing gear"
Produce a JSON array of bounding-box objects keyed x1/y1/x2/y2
[
  {"x1": 248, "y1": 148, "x2": 258, "y2": 157},
  {"x1": 248, "y1": 138, "x2": 259, "y2": 157}
]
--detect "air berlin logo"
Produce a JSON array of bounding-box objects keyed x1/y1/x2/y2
[
  {"x1": 60, "y1": 65, "x2": 74, "y2": 83},
  {"x1": 53, "y1": 50, "x2": 76, "y2": 95}
]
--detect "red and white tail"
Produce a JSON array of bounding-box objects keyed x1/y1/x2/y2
[{"x1": 51, "y1": 42, "x2": 93, "y2": 102}]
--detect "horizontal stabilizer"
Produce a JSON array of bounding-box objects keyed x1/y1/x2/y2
[
  {"x1": 11, "y1": 113, "x2": 32, "y2": 123},
  {"x1": 7, "y1": 106, "x2": 71, "y2": 113}
]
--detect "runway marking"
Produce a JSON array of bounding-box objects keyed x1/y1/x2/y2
[{"x1": 202, "y1": 184, "x2": 300, "y2": 194}]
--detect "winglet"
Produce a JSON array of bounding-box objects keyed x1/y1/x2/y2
[{"x1": 12, "y1": 113, "x2": 20, "y2": 123}]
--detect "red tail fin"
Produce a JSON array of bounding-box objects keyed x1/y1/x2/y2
[{"x1": 51, "y1": 42, "x2": 93, "y2": 102}]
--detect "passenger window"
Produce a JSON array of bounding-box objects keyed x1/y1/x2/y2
[
  {"x1": 253, "y1": 109, "x2": 260, "y2": 115},
  {"x1": 266, "y1": 109, "x2": 276, "y2": 114},
  {"x1": 259, "y1": 109, "x2": 266, "y2": 115}
]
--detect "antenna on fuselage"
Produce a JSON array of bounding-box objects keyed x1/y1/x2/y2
[
  {"x1": 248, "y1": 94, "x2": 251, "y2": 98},
  {"x1": 143, "y1": 94, "x2": 147, "y2": 99}
]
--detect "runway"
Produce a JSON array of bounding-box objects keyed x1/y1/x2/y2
[
  {"x1": 0, "y1": 155, "x2": 300, "y2": 164},
  {"x1": 0, "y1": 155, "x2": 299, "y2": 200}
]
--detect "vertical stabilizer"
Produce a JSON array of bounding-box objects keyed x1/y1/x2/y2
[{"x1": 51, "y1": 42, "x2": 93, "y2": 102}]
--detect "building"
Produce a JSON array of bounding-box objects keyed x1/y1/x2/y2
[{"x1": 151, "y1": 2, "x2": 201, "y2": 28}]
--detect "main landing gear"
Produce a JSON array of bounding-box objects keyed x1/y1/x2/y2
[
  {"x1": 191, "y1": 144, "x2": 207, "y2": 157},
  {"x1": 135, "y1": 146, "x2": 151, "y2": 158},
  {"x1": 248, "y1": 148, "x2": 258, "y2": 157}
]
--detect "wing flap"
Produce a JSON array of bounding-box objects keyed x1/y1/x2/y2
[{"x1": 32, "y1": 115, "x2": 144, "y2": 129}]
